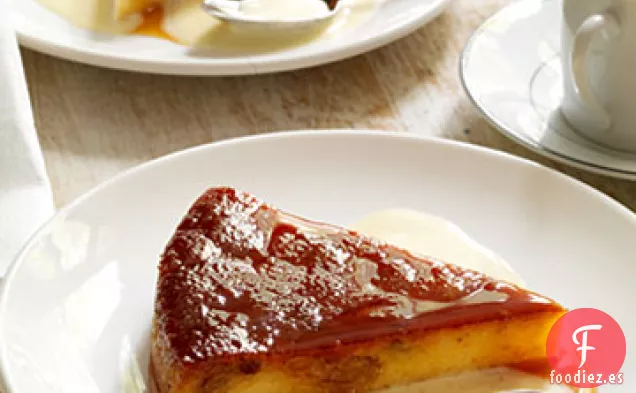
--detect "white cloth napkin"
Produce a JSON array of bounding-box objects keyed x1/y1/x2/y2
[{"x1": 0, "y1": 7, "x2": 55, "y2": 275}]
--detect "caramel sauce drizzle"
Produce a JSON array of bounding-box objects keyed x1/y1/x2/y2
[{"x1": 132, "y1": 6, "x2": 174, "y2": 42}]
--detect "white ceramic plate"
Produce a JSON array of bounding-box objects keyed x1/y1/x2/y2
[
  {"x1": 11, "y1": 0, "x2": 449, "y2": 75},
  {"x1": 460, "y1": 0, "x2": 636, "y2": 180},
  {"x1": 0, "y1": 131, "x2": 633, "y2": 392}
]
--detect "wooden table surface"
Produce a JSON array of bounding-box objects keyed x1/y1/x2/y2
[{"x1": 21, "y1": 0, "x2": 636, "y2": 210}]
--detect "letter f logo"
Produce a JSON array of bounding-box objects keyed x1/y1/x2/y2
[{"x1": 572, "y1": 324, "x2": 603, "y2": 368}]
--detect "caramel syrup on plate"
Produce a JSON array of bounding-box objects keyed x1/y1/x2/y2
[{"x1": 133, "y1": 6, "x2": 174, "y2": 42}]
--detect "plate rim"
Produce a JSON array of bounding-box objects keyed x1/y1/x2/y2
[
  {"x1": 459, "y1": 0, "x2": 636, "y2": 180},
  {"x1": 15, "y1": 0, "x2": 451, "y2": 76},
  {"x1": 1, "y1": 129, "x2": 635, "y2": 392}
]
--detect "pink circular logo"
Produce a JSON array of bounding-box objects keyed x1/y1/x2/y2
[{"x1": 546, "y1": 308, "x2": 626, "y2": 388}]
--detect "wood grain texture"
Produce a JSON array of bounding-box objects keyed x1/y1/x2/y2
[{"x1": 20, "y1": 0, "x2": 636, "y2": 210}]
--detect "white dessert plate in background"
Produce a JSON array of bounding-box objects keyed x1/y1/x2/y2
[
  {"x1": 461, "y1": 0, "x2": 636, "y2": 180},
  {"x1": 10, "y1": 0, "x2": 450, "y2": 75},
  {"x1": 0, "y1": 130, "x2": 633, "y2": 392}
]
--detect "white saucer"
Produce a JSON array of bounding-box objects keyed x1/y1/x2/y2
[
  {"x1": 0, "y1": 130, "x2": 634, "y2": 392},
  {"x1": 461, "y1": 0, "x2": 636, "y2": 180}
]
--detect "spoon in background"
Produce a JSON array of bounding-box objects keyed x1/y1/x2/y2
[{"x1": 201, "y1": 0, "x2": 342, "y2": 33}]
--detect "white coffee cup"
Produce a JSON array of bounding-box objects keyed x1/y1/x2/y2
[{"x1": 561, "y1": 0, "x2": 636, "y2": 152}]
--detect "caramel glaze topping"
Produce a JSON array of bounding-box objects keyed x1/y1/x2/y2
[{"x1": 154, "y1": 188, "x2": 564, "y2": 366}]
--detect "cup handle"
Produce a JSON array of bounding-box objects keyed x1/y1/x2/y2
[{"x1": 570, "y1": 12, "x2": 620, "y2": 130}]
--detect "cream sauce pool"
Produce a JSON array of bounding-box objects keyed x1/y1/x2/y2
[
  {"x1": 351, "y1": 209, "x2": 524, "y2": 287},
  {"x1": 239, "y1": 0, "x2": 330, "y2": 20}
]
